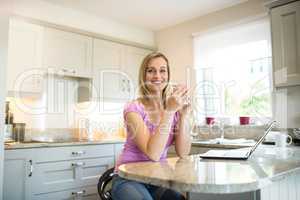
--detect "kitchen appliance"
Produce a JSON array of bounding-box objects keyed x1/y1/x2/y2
[
  {"x1": 13, "y1": 123, "x2": 26, "y2": 142},
  {"x1": 291, "y1": 128, "x2": 300, "y2": 146},
  {"x1": 4, "y1": 101, "x2": 14, "y2": 142},
  {"x1": 4, "y1": 124, "x2": 13, "y2": 142}
]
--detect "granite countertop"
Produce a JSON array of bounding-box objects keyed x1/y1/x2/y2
[
  {"x1": 118, "y1": 146, "x2": 300, "y2": 194},
  {"x1": 5, "y1": 137, "x2": 125, "y2": 150}
]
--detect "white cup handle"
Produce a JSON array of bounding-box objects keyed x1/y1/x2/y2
[{"x1": 287, "y1": 135, "x2": 292, "y2": 145}]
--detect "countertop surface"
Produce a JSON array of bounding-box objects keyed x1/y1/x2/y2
[
  {"x1": 118, "y1": 146, "x2": 300, "y2": 194},
  {"x1": 4, "y1": 137, "x2": 126, "y2": 149},
  {"x1": 191, "y1": 138, "x2": 256, "y2": 149}
]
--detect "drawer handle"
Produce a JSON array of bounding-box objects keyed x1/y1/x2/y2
[
  {"x1": 71, "y1": 162, "x2": 85, "y2": 167},
  {"x1": 28, "y1": 160, "x2": 33, "y2": 177},
  {"x1": 71, "y1": 151, "x2": 85, "y2": 156},
  {"x1": 71, "y1": 190, "x2": 86, "y2": 196}
]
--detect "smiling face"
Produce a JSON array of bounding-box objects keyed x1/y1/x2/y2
[{"x1": 145, "y1": 57, "x2": 169, "y2": 93}]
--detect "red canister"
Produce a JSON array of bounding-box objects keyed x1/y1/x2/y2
[
  {"x1": 205, "y1": 117, "x2": 215, "y2": 125},
  {"x1": 239, "y1": 116, "x2": 250, "y2": 125}
]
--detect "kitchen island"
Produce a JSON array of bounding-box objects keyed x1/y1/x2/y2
[{"x1": 118, "y1": 146, "x2": 300, "y2": 200}]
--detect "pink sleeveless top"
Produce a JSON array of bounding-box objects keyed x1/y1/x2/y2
[{"x1": 115, "y1": 101, "x2": 179, "y2": 172}]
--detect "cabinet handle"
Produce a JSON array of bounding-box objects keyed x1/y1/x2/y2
[
  {"x1": 28, "y1": 160, "x2": 33, "y2": 177},
  {"x1": 71, "y1": 151, "x2": 85, "y2": 156},
  {"x1": 121, "y1": 79, "x2": 126, "y2": 92},
  {"x1": 72, "y1": 69, "x2": 76, "y2": 74},
  {"x1": 71, "y1": 190, "x2": 86, "y2": 196},
  {"x1": 71, "y1": 162, "x2": 85, "y2": 167},
  {"x1": 127, "y1": 79, "x2": 130, "y2": 92}
]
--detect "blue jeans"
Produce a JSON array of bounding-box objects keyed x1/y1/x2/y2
[{"x1": 111, "y1": 175, "x2": 185, "y2": 200}]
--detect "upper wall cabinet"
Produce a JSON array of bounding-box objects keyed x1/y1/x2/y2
[
  {"x1": 124, "y1": 46, "x2": 152, "y2": 93},
  {"x1": 92, "y1": 38, "x2": 152, "y2": 101},
  {"x1": 43, "y1": 28, "x2": 93, "y2": 78},
  {"x1": 92, "y1": 39, "x2": 125, "y2": 101},
  {"x1": 7, "y1": 19, "x2": 45, "y2": 93},
  {"x1": 271, "y1": 0, "x2": 300, "y2": 87}
]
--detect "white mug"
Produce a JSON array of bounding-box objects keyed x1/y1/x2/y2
[{"x1": 275, "y1": 133, "x2": 292, "y2": 147}]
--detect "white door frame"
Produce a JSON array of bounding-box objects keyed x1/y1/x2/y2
[{"x1": 0, "y1": 1, "x2": 11, "y2": 199}]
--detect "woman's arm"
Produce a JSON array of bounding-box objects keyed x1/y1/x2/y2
[
  {"x1": 126, "y1": 110, "x2": 175, "y2": 161},
  {"x1": 174, "y1": 106, "x2": 191, "y2": 157}
]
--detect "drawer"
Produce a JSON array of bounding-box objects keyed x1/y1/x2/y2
[
  {"x1": 33, "y1": 144, "x2": 114, "y2": 162},
  {"x1": 32, "y1": 185, "x2": 99, "y2": 200},
  {"x1": 32, "y1": 156, "x2": 114, "y2": 194}
]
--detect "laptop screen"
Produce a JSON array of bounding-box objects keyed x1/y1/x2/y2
[{"x1": 247, "y1": 120, "x2": 277, "y2": 157}]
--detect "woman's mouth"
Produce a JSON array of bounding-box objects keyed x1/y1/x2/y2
[{"x1": 151, "y1": 81, "x2": 163, "y2": 85}]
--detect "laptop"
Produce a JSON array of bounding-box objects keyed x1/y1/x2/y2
[{"x1": 199, "y1": 121, "x2": 277, "y2": 160}]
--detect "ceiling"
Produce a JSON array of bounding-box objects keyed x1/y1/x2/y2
[{"x1": 42, "y1": 0, "x2": 248, "y2": 31}]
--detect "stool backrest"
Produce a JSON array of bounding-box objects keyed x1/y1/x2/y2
[{"x1": 97, "y1": 167, "x2": 115, "y2": 200}]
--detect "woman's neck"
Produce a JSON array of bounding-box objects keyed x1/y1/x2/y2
[{"x1": 141, "y1": 92, "x2": 163, "y2": 110}]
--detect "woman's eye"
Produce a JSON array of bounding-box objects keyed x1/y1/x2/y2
[
  {"x1": 147, "y1": 69, "x2": 153, "y2": 73},
  {"x1": 160, "y1": 69, "x2": 167, "y2": 73}
]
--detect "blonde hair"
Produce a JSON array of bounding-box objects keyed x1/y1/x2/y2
[{"x1": 138, "y1": 52, "x2": 171, "y2": 107}]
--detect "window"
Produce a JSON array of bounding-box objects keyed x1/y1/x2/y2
[{"x1": 193, "y1": 17, "x2": 272, "y2": 124}]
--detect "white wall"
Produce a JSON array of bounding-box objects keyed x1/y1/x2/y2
[
  {"x1": 0, "y1": 0, "x2": 11, "y2": 198},
  {"x1": 155, "y1": 0, "x2": 300, "y2": 128},
  {"x1": 155, "y1": 0, "x2": 267, "y2": 85},
  {"x1": 11, "y1": 0, "x2": 155, "y2": 47}
]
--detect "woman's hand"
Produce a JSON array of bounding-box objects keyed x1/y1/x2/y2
[{"x1": 165, "y1": 84, "x2": 189, "y2": 112}]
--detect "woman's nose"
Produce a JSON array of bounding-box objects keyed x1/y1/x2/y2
[{"x1": 153, "y1": 70, "x2": 160, "y2": 78}]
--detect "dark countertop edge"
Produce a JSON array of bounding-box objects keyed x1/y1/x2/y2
[{"x1": 5, "y1": 139, "x2": 125, "y2": 150}]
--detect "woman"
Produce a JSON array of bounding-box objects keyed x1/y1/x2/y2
[{"x1": 112, "y1": 52, "x2": 191, "y2": 200}]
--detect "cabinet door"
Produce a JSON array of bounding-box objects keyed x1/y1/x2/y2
[
  {"x1": 7, "y1": 19, "x2": 45, "y2": 93},
  {"x1": 43, "y1": 27, "x2": 92, "y2": 78},
  {"x1": 92, "y1": 39, "x2": 124, "y2": 101},
  {"x1": 122, "y1": 46, "x2": 152, "y2": 100},
  {"x1": 4, "y1": 149, "x2": 34, "y2": 200},
  {"x1": 271, "y1": 1, "x2": 300, "y2": 87}
]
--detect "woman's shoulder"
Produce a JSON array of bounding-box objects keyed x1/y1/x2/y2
[{"x1": 123, "y1": 99, "x2": 146, "y2": 116}]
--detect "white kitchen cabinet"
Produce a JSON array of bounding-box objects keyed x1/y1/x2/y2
[
  {"x1": 3, "y1": 148, "x2": 34, "y2": 200},
  {"x1": 4, "y1": 143, "x2": 123, "y2": 200},
  {"x1": 7, "y1": 19, "x2": 45, "y2": 93},
  {"x1": 271, "y1": 0, "x2": 300, "y2": 87},
  {"x1": 92, "y1": 38, "x2": 152, "y2": 101},
  {"x1": 43, "y1": 27, "x2": 92, "y2": 78},
  {"x1": 92, "y1": 39, "x2": 124, "y2": 101},
  {"x1": 123, "y1": 45, "x2": 152, "y2": 98}
]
